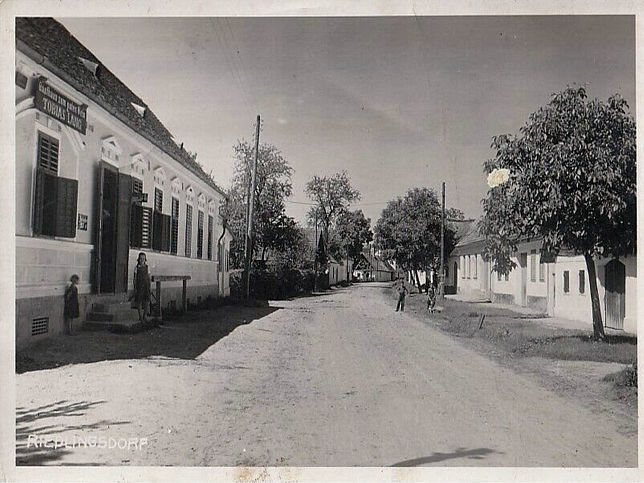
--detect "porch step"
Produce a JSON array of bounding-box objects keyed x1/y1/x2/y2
[
  {"x1": 86, "y1": 307, "x2": 141, "y2": 322},
  {"x1": 83, "y1": 318, "x2": 144, "y2": 333}
]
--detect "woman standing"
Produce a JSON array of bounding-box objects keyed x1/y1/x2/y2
[{"x1": 134, "y1": 252, "x2": 151, "y2": 323}]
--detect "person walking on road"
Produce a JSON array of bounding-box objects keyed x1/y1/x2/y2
[
  {"x1": 395, "y1": 277, "x2": 408, "y2": 312},
  {"x1": 426, "y1": 283, "x2": 437, "y2": 313}
]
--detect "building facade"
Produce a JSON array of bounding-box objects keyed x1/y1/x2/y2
[
  {"x1": 15, "y1": 18, "x2": 232, "y2": 347},
  {"x1": 448, "y1": 222, "x2": 636, "y2": 334}
]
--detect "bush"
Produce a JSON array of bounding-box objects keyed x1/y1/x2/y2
[
  {"x1": 230, "y1": 267, "x2": 315, "y2": 300},
  {"x1": 604, "y1": 361, "x2": 637, "y2": 388}
]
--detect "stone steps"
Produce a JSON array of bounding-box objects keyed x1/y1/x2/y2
[{"x1": 84, "y1": 295, "x2": 152, "y2": 333}]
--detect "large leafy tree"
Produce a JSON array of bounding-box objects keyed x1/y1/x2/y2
[
  {"x1": 227, "y1": 137, "x2": 294, "y2": 267},
  {"x1": 329, "y1": 209, "x2": 374, "y2": 278},
  {"x1": 374, "y1": 188, "x2": 461, "y2": 291},
  {"x1": 305, "y1": 171, "x2": 361, "y2": 242},
  {"x1": 480, "y1": 85, "x2": 635, "y2": 340}
]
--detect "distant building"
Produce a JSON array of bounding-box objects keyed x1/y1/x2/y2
[
  {"x1": 15, "y1": 18, "x2": 232, "y2": 346},
  {"x1": 353, "y1": 251, "x2": 395, "y2": 282},
  {"x1": 447, "y1": 221, "x2": 636, "y2": 333}
]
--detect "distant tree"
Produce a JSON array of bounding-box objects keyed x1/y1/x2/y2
[
  {"x1": 305, "y1": 171, "x2": 361, "y2": 242},
  {"x1": 329, "y1": 209, "x2": 373, "y2": 279},
  {"x1": 374, "y1": 188, "x2": 461, "y2": 292},
  {"x1": 480, "y1": 86, "x2": 636, "y2": 340},
  {"x1": 227, "y1": 136, "x2": 293, "y2": 267}
]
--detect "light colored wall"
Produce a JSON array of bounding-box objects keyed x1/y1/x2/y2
[
  {"x1": 15, "y1": 51, "x2": 233, "y2": 345},
  {"x1": 552, "y1": 254, "x2": 636, "y2": 333}
]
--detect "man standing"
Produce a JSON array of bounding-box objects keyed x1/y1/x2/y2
[{"x1": 395, "y1": 277, "x2": 408, "y2": 312}]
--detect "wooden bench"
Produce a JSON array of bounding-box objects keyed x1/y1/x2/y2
[{"x1": 150, "y1": 275, "x2": 192, "y2": 319}]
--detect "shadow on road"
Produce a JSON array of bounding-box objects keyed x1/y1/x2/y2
[
  {"x1": 16, "y1": 399, "x2": 128, "y2": 465},
  {"x1": 391, "y1": 447, "x2": 501, "y2": 466},
  {"x1": 16, "y1": 305, "x2": 279, "y2": 374}
]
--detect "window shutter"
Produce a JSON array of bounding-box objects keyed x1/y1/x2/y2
[
  {"x1": 54, "y1": 175, "x2": 78, "y2": 238},
  {"x1": 33, "y1": 168, "x2": 46, "y2": 236},
  {"x1": 130, "y1": 203, "x2": 143, "y2": 248},
  {"x1": 161, "y1": 214, "x2": 171, "y2": 252},
  {"x1": 207, "y1": 215, "x2": 213, "y2": 260},
  {"x1": 152, "y1": 210, "x2": 163, "y2": 251},
  {"x1": 141, "y1": 206, "x2": 153, "y2": 249},
  {"x1": 171, "y1": 197, "x2": 179, "y2": 255},
  {"x1": 33, "y1": 167, "x2": 58, "y2": 236}
]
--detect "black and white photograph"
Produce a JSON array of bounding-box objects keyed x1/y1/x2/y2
[{"x1": 2, "y1": 1, "x2": 641, "y2": 481}]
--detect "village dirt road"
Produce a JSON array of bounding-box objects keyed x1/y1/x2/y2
[{"x1": 16, "y1": 283, "x2": 636, "y2": 467}]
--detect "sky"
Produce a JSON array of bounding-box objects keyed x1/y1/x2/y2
[{"x1": 59, "y1": 16, "x2": 635, "y2": 225}]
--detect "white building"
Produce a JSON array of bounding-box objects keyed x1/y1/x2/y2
[
  {"x1": 15, "y1": 18, "x2": 232, "y2": 346},
  {"x1": 448, "y1": 222, "x2": 636, "y2": 334}
]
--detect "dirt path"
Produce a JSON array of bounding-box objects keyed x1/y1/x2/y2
[{"x1": 16, "y1": 283, "x2": 636, "y2": 466}]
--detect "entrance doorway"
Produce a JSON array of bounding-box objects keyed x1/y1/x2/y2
[
  {"x1": 519, "y1": 253, "x2": 527, "y2": 306},
  {"x1": 605, "y1": 259, "x2": 626, "y2": 330},
  {"x1": 95, "y1": 162, "x2": 131, "y2": 293}
]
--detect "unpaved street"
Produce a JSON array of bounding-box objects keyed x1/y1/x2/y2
[{"x1": 17, "y1": 283, "x2": 636, "y2": 467}]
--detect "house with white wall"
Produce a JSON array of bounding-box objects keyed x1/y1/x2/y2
[
  {"x1": 447, "y1": 221, "x2": 636, "y2": 334},
  {"x1": 15, "y1": 18, "x2": 232, "y2": 347}
]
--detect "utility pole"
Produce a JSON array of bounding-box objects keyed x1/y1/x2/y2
[
  {"x1": 314, "y1": 211, "x2": 318, "y2": 292},
  {"x1": 439, "y1": 181, "x2": 445, "y2": 300},
  {"x1": 244, "y1": 115, "x2": 261, "y2": 300}
]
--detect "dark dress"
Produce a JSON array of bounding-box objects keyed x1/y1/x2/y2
[
  {"x1": 134, "y1": 264, "x2": 151, "y2": 304},
  {"x1": 64, "y1": 284, "x2": 80, "y2": 318}
]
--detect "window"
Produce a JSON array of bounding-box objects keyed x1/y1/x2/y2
[
  {"x1": 170, "y1": 197, "x2": 179, "y2": 254},
  {"x1": 563, "y1": 270, "x2": 570, "y2": 293},
  {"x1": 38, "y1": 132, "x2": 59, "y2": 174},
  {"x1": 197, "y1": 210, "x2": 204, "y2": 259},
  {"x1": 207, "y1": 214, "x2": 214, "y2": 260},
  {"x1": 461, "y1": 257, "x2": 465, "y2": 279},
  {"x1": 539, "y1": 255, "x2": 545, "y2": 282},
  {"x1": 473, "y1": 255, "x2": 477, "y2": 279},
  {"x1": 530, "y1": 250, "x2": 536, "y2": 282},
  {"x1": 185, "y1": 204, "x2": 193, "y2": 257},
  {"x1": 130, "y1": 178, "x2": 152, "y2": 249},
  {"x1": 33, "y1": 132, "x2": 78, "y2": 238},
  {"x1": 151, "y1": 188, "x2": 170, "y2": 252},
  {"x1": 579, "y1": 270, "x2": 585, "y2": 294}
]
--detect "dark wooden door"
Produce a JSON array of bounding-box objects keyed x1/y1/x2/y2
[
  {"x1": 95, "y1": 162, "x2": 119, "y2": 293},
  {"x1": 605, "y1": 259, "x2": 625, "y2": 330},
  {"x1": 453, "y1": 262, "x2": 458, "y2": 292},
  {"x1": 114, "y1": 173, "x2": 132, "y2": 293}
]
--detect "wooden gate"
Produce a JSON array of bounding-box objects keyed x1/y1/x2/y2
[{"x1": 604, "y1": 259, "x2": 625, "y2": 330}]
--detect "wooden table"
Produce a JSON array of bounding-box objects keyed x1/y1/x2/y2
[{"x1": 150, "y1": 275, "x2": 192, "y2": 318}]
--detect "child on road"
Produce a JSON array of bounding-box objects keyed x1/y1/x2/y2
[
  {"x1": 427, "y1": 284, "x2": 437, "y2": 313},
  {"x1": 395, "y1": 277, "x2": 408, "y2": 312}
]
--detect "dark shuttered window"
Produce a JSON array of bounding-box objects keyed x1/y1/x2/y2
[
  {"x1": 197, "y1": 210, "x2": 204, "y2": 259},
  {"x1": 171, "y1": 197, "x2": 179, "y2": 255},
  {"x1": 207, "y1": 214, "x2": 213, "y2": 260},
  {"x1": 152, "y1": 188, "x2": 167, "y2": 251},
  {"x1": 33, "y1": 133, "x2": 77, "y2": 238},
  {"x1": 185, "y1": 205, "x2": 192, "y2": 257},
  {"x1": 130, "y1": 178, "x2": 145, "y2": 248},
  {"x1": 563, "y1": 270, "x2": 570, "y2": 293}
]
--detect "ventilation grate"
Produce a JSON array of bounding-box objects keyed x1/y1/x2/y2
[{"x1": 31, "y1": 317, "x2": 49, "y2": 336}]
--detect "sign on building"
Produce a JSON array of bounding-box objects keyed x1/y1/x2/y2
[{"x1": 35, "y1": 77, "x2": 87, "y2": 134}]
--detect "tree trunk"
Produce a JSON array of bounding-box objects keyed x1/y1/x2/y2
[
  {"x1": 414, "y1": 270, "x2": 422, "y2": 294},
  {"x1": 584, "y1": 252, "x2": 606, "y2": 340}
]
